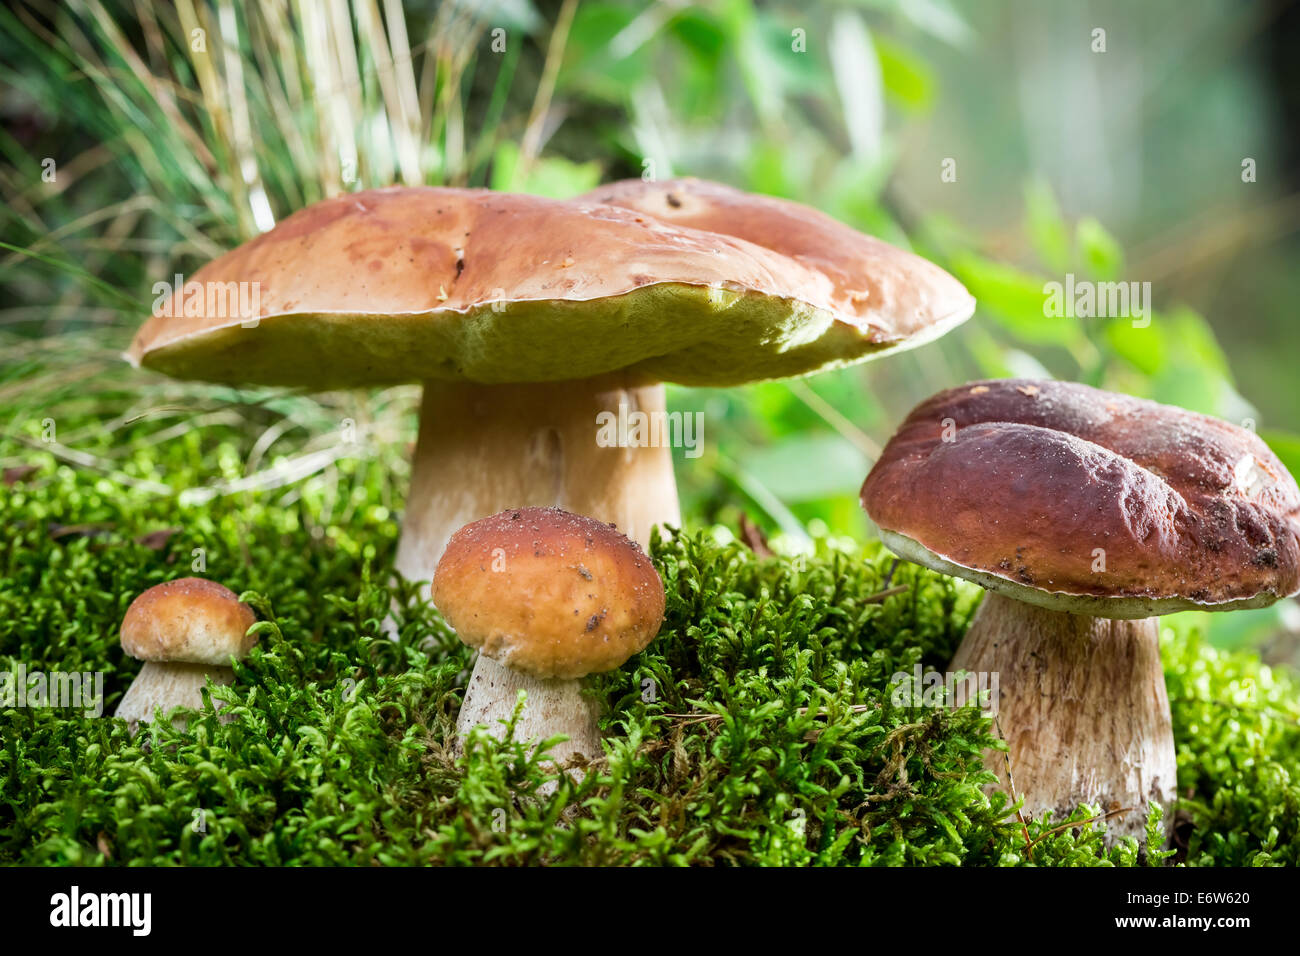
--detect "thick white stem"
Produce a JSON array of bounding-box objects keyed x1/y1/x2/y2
[
  {"x1": 950, "y1": 592, "x2": 1176, "y2": 842},
  {"x1": 114, "y1": 660, "x2": 234, "y2": 731},
  {"x1": 455, "y1": 654, "x2": 602, "y2": 769},
  {"x1": 394, "y1": 374, "x2": 681, "y2": 586}
]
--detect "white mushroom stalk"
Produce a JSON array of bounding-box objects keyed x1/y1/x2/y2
[
  {"x1": 115, "y1": 578, "x2": 258, "y2": 731},
  {"x1": 395, "y1": 373, "x2": 680, "y2": 588},
  {"x1": 950, "y1": 592, "x2": 1174, "y2": 834},
  {"x1": 116, "y1": 661, "x2": 239, "y2": 729},
  {"x1": 432, "y1": 507, "x2": 666, "y2": 772},
  {"x1": 455, "y1": 659, "x2": 602, "y2": 769}
]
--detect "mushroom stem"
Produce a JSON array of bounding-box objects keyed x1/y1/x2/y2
[
  {"x1": 395, "y1": 373, "x2": 682, "y2": 584},
  {"x1": 114, "y1": 661, "x2": 234, "y2": 729},
  {"x1": 950, "y1": 592, "x2": 1176, "y2": 841},
  {"x1": 456, "y1": 654, "x2": 602, "y2": 767}
]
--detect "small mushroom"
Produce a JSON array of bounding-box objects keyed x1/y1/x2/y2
[
  {"x1": 433, "y1": 507, "x2": 665, "y2": 768},
  {"x1": 862, "y1": 379, "x2": 1300, "y2": 840},
  {"x1": 115, "y1": 578, "x2": 258, "y2": 730}
]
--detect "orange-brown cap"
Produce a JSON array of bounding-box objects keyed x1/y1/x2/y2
[
  {"x1": 431, "y1": 507, "x2": 665, "y2": 679},
  {"x1": 120, "y1": 578, "x2": 258, "y2": 664},
  {"x1": 127, "y1": 183, "x2": 972, "y2": 389},
  {"x1": 861, "y1": 379, "x2": 1300, "y2": 617}
]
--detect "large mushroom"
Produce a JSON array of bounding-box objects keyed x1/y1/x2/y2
[
  {"x1": 127, "y1": 180, "x2": 974, "y2": 580},
  {"x1": 116, "y1": 577, "x2": 258, "y2": 729},
  {"x1": 432, "y1": 507, "x2": 665, "y2": 767},
  {"x1": 861, "y1": 379, "x2": 1300, "y2": 839}
]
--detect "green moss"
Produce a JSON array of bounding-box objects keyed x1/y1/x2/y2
[
  {"x1": 2, "y1": 343, "x2": 1297, "y2": 865},
  {"x1": 1163, "y1": 631, "x2": 1300, "y2": 865},
  {"x1": 3, "y1": 450, "x2": 1298, "y2": 865}
]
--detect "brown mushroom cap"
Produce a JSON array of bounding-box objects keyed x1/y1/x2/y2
[
  {"x1": 432, "y1": 507, "x2": 666, "y2": 680},
  {"x1": 861, "y1": 379, "x2": 1300, "y2": 617},
  {"x1": 127, "y1": 183, "x2": 973, "y2": 389},
  {"x1": 120, "y1": 578, "x2": 258, "y2": 665},
  {"x1": 580, "y1": 177, "x2": 969, "y2": 347}
]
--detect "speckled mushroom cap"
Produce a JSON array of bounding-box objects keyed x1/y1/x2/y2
[
  {"x1": 127, "y1": 182, "x2": 973, "y2": 389},
  {"x1": 120, "y1": 578, "x2": 258, "y2": 665},
  {"x1": 861, "y1": 379, "x2": 1300, "y2": 617},
  {"x1": 431, "y1": 507, "x2": 666, "y2": 680}
]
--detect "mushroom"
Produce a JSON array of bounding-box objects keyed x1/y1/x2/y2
[
  {"x1": 861, "y1": 379, "x2": 1300, "y2": 839},
  {"x1": 432, "y1": 507, "x2": 665, "y2": 767},
  {"x1": 115, "y1": 578, "x2": 258, "y2": 729},
  {"x1": 126, "y1": 180, "x2": 974, "y2": 581}
]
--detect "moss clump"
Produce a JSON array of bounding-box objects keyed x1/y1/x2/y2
[
  {"x1": 1163, "y1": 633, "x2": 1300, "y2": 865},
  {"x1": 3, "y1": 450, "x2": 1298, "y2": 865}
]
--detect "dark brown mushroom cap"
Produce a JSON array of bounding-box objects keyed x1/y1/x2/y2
[
  {"x1": 861, "y1": 379, "x2": 1300, "y2": 616},
  {"x1": 432, "y1": 507, "x2": 666, "y2": 680},
  {"x1": 120, "y1": 578, "x2": 258, "y2": 664},
  {"x1": 127, "y1": 183, "x2": 973, "y2": 389}
]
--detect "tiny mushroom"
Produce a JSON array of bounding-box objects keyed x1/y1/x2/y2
[
  {"x1": 127, "y1": 179, "x2": 974, "y2": 583},
  {"x1": 861, "y1": 379, "x2": 1300, "y2": 839},
  {"x1": 116, "y1": 578, "x2": 258, "y2": 729},
  {"x1": 432, "y1": 507, "x2": 666, "y2": 768}
]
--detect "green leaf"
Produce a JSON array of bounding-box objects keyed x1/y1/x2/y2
[
  {"x1": 951, "y1": 252, "x2": 1082, "y2": 347},
  {"x1": 1104, "y1": 315, "x2": 1166, "y2": 375},
  {"x1": 1024, "y1": 180, "x2": 1069, "y2": 274},
  {"x1": 874, "y1": 36, "x2": 935, "y2": 111},
  {"x1": 560, "y1": 3, "x2": 649, "y2": 101},
  {"x1": 1076, "y1": 216, "x2": 1124, "y2": 280},
  {"x1": 1148, "y1": 366, "x2": 1224, "y2": 416},
  {"x1": 723, "y1": 0, "x2": 782, "y2": 128},
  {"x1": 1163, "y1": 307, "x2": 1230, "y2": 375},
  {"x1": 736, "y1": 434, "x2": 870, "y2": 502},
  {"x1": 489, "y1": 142, "x2": 602, "y2": 198}
]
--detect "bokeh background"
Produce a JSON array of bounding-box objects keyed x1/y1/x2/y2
[{"x1": 3, "y1": 0, "x2": 1298, "y2": 661}]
